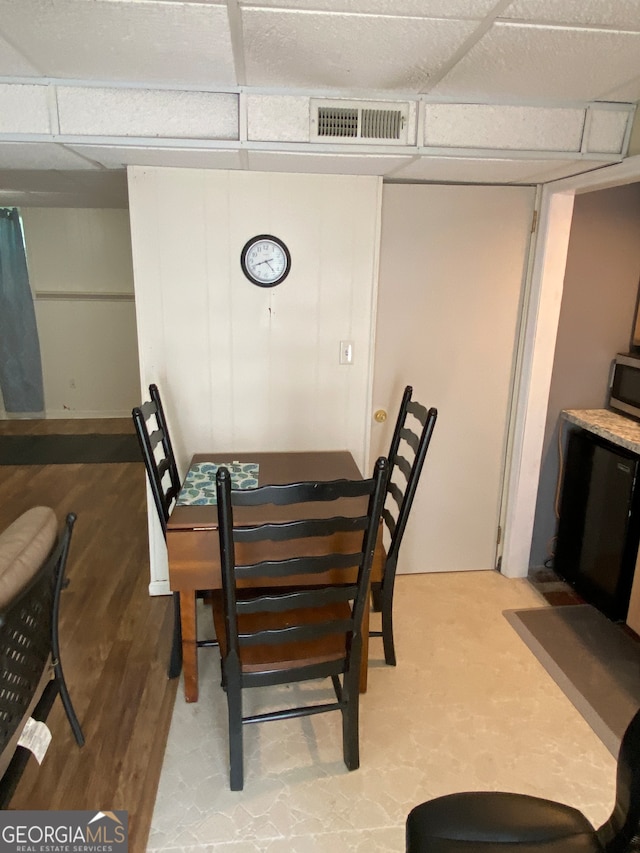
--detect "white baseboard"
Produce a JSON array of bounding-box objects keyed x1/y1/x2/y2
[{"x1": 149, "y1": 580, "x2": 171, "y2": 596}]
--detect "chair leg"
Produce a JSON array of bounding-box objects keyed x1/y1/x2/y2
[
  {"x1": 381, "y1": 588, "x2": 397, "y2": 667},
  {"x1": 227, "y1": 683, "x2": 244, "y2": 791},
  {"x1": 341, "y1": 672, "x2": 360, "y2": 771},
  {"x1": 168, "y1": 591, "x2": 182, "y2": 679},
  {"x1": 53, "y1": 661, "x2": 85, "y2": 747}
]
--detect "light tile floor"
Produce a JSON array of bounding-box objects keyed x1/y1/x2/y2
[{"x1": 148, "y1": 571, "x2": 616, "y2": 852}]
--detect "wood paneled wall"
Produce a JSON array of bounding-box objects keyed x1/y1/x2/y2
[{"x1": 127, "y1": 167, "x2": 382, "y2": 591}]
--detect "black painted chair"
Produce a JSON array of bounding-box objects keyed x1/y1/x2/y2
[
  {"x1": 371, "y1": 385, "x2": 438, "y2": 666},
  {"x1": 0, "y1": 509, "x2": 84, "y2": 807},
  {"x1": 213, "y1": 457, "x2": 389, "y2": 791},
  {"x1": 133, "y1": 383, "x2": 217, "y2": 679},
  {"x1": 406, "y1": 707, "x2": 640, "y2": 853}
]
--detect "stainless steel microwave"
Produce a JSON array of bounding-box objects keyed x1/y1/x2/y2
[{"x1": 609, "y1": 354, "x2": 640, "y2": 420}]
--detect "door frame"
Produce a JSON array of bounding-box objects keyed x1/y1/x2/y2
[{"x1": 500, "y1": 152, "x2": 640, "y2": 578}]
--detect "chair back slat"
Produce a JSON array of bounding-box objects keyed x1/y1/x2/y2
[
  {"x1": 138, "y1": 399, "x2": 158, "y2": 420},
  {"x1": 233, "y1": 514, "x2": 369, "y2": 544},
  {"x1": 148, "y1": 426, "x2": 166, "y2": 451},
  {"x1": 235, "y1": 552, "x2": 363, "y2": 581},
  {"x1": 239, "y1": 618, "x2": 354, "y2": 648},
  {"x1": 229, "y1": 477, "x2": 376, "y2": 506},
  {"x1": 237, "y1": 585, "x2": 358, "y2": 614},
  {"x1": 407, "y1": 399, "x2": 429, "y2": 423},
  {"x1": 382, "y1": 507, "x2": 396, "y2": 536},
  {"x1": 393, "y1": 452, "x2": 414, "y2": 483},
  {"x1": 387, "y1": 480, "x2": 404, "y2": 511},
  {"x1": 399, "y1": 426, "x2": 421, "y2": 455}
]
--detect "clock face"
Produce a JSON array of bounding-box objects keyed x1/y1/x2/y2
[{"x1": 241, "y1": 235, "x2": 291, "y2": 287}]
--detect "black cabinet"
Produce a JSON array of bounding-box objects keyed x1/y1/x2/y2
[{"x1": 555, "y1": 427, "x2": 640, "y2": 621}]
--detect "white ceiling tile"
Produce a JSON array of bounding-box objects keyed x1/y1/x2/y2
[
  {"x1": 424, "y1": 104, "x2": 585, "y2": 151},
  {"x1": 246, "y1": 149, "x2": 412, "y2": 175},
  {"x1": 429, "y1": 22, "x2": 640, "y2": 102},
  {"x1": 586, "y1": 109, "x2": 632, "y2": 154},
  {"x1": 66, "y1": 145, "x2": 244, "y2": 171},
  {"x1": 247, "y1": 95, "x2": 310, "y2": 142},
  {"x1": 242, "y1": 8, "x2": 478, "y2": 91},
  {"x1": 0, "y1": 32, "x2": 41, "y2": 76},
  {"x1": 0, "y1": 0, "x2": 235, "y2": 87},
  {"x1": 58, "y1": 88, "x2": 238, "y2": 139},
  {"x1": 0, "y1": 142, "x2": 96, "y2": 169},
  {"x1": 239, "y1": 0, "x2": 500, "y2": 16},
  {"x1": 502, "y1": 0, "x2": 640, "y2": 29},
  {"x1": 0, "y1": 84, "x2": 51, "y2": 133},
  {"x1": 387, "y1": 155, "x2": 609, "y2": 183}
]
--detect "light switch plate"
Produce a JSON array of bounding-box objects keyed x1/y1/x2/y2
[{"x1": 339, "y1": 341, "x2": 353, "y2": 365}]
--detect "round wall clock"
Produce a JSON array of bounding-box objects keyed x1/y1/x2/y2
[{"x1": 240, "y1": 235, "x2": 291, "y2": 287}]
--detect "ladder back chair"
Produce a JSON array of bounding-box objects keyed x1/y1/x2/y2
[
  {"x1": 0, "y1": 509, "x2": 84, "y2": 806},
  {"x1": 133, "y1": 383, "x2": 217, "y2": 678},
  {"x1": 406, "y1": 705, "x2": 640, "y2": 853},
  {"x1": 371, "y1": 385, "x2": 438, "y2": 666},
  {"x1": 213, "y1": 456, "x2": 389, "y2": 791}
]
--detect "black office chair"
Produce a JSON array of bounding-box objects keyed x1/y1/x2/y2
[
  {"x1": 213, "y1": 457, "x2": 389, "y2": 791},
  {"x1": 132, "y1": 383, "x2": 216, "y2": 679},
  {"x1": 371, "y1": 385, "x2": 438, "y2": 666},
  {"x1": 406, "y1": 707, "x2": 640, "y2": 853},
  {"x1": 0, "y1": 509, "x2": 84, "y2": 807}
]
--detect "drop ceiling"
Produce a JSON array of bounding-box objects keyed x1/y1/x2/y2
[{"x1": 0, "y1": 0, "x2": 639, "y2": 207}]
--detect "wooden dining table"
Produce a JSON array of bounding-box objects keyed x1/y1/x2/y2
[{"x1": 166, "y1": 449, "x2": 385, "y2": 703}]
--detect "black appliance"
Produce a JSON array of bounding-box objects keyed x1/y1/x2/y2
[{"x1": 555, "y1": 427, "x2": 640, "y2": 621}]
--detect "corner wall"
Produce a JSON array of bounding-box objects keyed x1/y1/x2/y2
[{"x1": 529, "y1": 183, "x2": 640, "y2": 568}]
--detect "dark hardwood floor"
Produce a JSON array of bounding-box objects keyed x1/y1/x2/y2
[{"x1": 0, "y1": 417, "x2": 177, "y2": 853}]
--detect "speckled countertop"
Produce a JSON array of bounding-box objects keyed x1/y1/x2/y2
[{"x1": 562, "y1": 408, "x2": 640, "y2": 455}]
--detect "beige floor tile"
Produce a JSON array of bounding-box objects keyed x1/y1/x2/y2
[{"x1": 148, "y1": 571, "x2": 616, "y2": 851}]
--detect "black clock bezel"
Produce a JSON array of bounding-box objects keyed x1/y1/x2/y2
[{"x1": 240, "y1": 234, "x2": 291, "y2": 288}]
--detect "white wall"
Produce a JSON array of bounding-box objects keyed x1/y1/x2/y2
[
  {"x1": 19, "y1": 207, "x2": 140, "y2": 418},
  {"x1": 127, "y1": 166, "x2": 382, "y2": 592}
]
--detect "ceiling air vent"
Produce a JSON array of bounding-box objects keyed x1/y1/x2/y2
[{"x1": 310, "y1": 99, "x2": 410, "y2": 145}]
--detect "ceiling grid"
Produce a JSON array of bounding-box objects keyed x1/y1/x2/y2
[{"x1": 0, "y1": 0, "x2": 638, "y2": 206}]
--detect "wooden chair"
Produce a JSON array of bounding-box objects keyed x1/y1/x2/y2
[
  {"x1": 132, "y1": 383, "x2": 217, "y2": 678},
  {"x1": 406, "y1": 706, "x2": 640, "y2": 853},
  {"x1": 0, "y1": 509, "x2": 84, "y2": 807},
  {"x1": 371, "y1": 386, "x2": 438, "y2": 666},
  {"x1": 213, "y1": 456, "x2": 389, "y2": 791}
]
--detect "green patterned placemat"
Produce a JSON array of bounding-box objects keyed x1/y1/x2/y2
[{"x1": 176, "y1": 461, "x2": 259, "y2": 506}]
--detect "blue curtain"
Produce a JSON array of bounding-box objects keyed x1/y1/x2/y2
[{"x1": 0, "y1": 208, "x2": 44, "y2": 414}]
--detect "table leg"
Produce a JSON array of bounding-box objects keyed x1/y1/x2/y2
[
  {"x1": 180, "y1": 591, "x2": 199, "y2": 703},
  {"x1": 359, "y1": 592, "x2": 370, "y2": 693}
]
